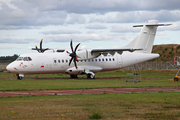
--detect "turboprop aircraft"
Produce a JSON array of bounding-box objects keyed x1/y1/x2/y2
[{"x1": 6, "y1": 20, "x2": 171, "y2": 80}]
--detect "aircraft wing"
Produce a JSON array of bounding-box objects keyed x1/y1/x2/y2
[
  {"x1": 91, "y1": 48, "x2": 141, "y2": 53},
  {"x1": 56, "y1": 49, "x2": 65, "y2": 52}
]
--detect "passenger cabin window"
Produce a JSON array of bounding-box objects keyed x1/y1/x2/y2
[
  {"x1": 106, "y1": 58, "x2": 108, "y2": 61},
  {"x1": 58, "y1": 60, "x2": 60, "y2": 63},
  {"x1": 99, "y1": 59, "x2": 101, "y2": 62},
  {"x1": 66, "y1": 60, "x2": 68, "y2": 63},
  {"x1": 54, "y1": 60, "x2": 56, "y2": 63},
  {"x1": 113, "y1": 58, "x2": 115, "y2": 61},
  {"x1": 102, "y1": 58, "x2": 104, "y2": 61},
  {"x1": 62, "y1": 60, "x2": 64, "y2": 63},
  {"x1": 95, "y1": 59, "x2": 97, "y2": 62},
  {"x1": 109, "y1": 58, "x2": 111, "y2": 61}
]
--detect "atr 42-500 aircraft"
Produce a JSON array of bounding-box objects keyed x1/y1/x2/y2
[{"x1": 6, "y1": 20, "x2": 171, "y2": 80}]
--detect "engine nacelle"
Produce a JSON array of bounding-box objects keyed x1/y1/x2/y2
[
  {"x1": 65, "y1": 67, "x2": 84, "y2": 75},
  {"x1": 76, "y1": 49, "x2": 100, "y2": 60}
]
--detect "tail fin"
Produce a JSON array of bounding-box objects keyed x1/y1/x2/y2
[{"x1": 125, "y1": 20, "x2": 171, "y2": 53}]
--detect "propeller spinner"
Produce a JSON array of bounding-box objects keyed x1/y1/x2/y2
[
  {"x1": 66, "y1": 39, "x2": 80, "y2": 69},
  {"x1": 32, "y1": 39, "x2": 49, "y2": 53}
]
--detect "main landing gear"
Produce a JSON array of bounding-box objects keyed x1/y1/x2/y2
[
  {"x1": 70, "y1": 73, "x2": 95, "y2": 79},
  {"x1": 16, "y1": 74, "x2": 24, "y2": 80},
  {"x1": 86, "y1": 73, "x2": 95, "y2": 79}
]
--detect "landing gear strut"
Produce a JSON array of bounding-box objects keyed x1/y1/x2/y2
[{"x1": 16, "y1": 74, "x2": 24, "y2": 80}]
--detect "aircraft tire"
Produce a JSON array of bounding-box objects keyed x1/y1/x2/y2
[
  {"x1": 17, "y1": 76, "x2": 22, "y2": 80},
  {"x1": 87, "y1": 74, "x2": 95, "y2": 79}
]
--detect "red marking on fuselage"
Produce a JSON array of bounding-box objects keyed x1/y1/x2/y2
[
  {"x1": 14, "y1": 68, "x2": 18, "y2": 70},
  {"x1": 19, "y1": 62, "x2": 23, "y2": 66},
  {"x1": 19, "y1": 62, "x2": 27, "y2": 68},
  {"x1": 41, "y1": 65, "x2": 44, "y2": 68},
  {"x1": 76, "y1": 58, "x2": 78, "y2": 61}
]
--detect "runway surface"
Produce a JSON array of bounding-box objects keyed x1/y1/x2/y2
[{"x1": 0, "y1": 87, "x2": 180, "y2": 97}]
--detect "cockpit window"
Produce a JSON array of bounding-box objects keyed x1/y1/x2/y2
[
  {"x1": 23, "y1": 57, "x2": 28, "y2": 61},
  {"x1": 16, "y1": 57, "x2": 23, "y2": 61},
  {"x1": 16, "y1": 57, "x2": 32, "y2": 61},
  {"x1": 28, "y1": 57, "x2": 32, "y2": 61}
]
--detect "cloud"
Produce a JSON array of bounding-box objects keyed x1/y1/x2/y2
[
  {"x1": 0, "y1": 38, "x2": 35, "y2": 44},
  {"x1": 80, "y1": 45, "x2": 88, "y2": 49},
  {"x1": 85, "y1": 24, "x2": 107, "y2": 29},
  {"x1": 0, "y1": 0, "x2": 180, "y2": 30},
  {"x1": 65, "y1": 13, "x2": 86, "y2": 24},
  {"x1": 44, "y1": 34, "x2": 112, "y2": 43},
  {"x1": 106, "y1": 10, "x2": 180, "y2": 23},
  {"x1": 0, "y1": 45, "x2": 21, "y2": 49},
  {"x1": 158, "y1": 22, "x2": 180, "y2": 31},
  {"x1": 27, "y1": 0, "x2": 180, "y2": 14},
  {"x1": 40, "y1": 29, "x2": 82, "y2": 35},
  {"x1": 111, "y1": 25, "x2": 140, "y2": 33},
  {"x1": 0, "y1": 1, "x2": 68, "y2": 30}
]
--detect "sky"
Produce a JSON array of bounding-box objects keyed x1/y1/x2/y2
[{"x1": 0, "y1": 0, "x2": 180, "y2": 56}]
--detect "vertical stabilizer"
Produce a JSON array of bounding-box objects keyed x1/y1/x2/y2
[{"x1": 125, "y1": 20, "x2": 171, "y2": 53}]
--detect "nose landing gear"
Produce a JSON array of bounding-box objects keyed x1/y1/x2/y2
[{"x1": 16, "y1": 74, "x2": 24, "y2": 80}]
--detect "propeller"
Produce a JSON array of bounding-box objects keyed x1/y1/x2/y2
[
  {"x1": 32, "y1": 39, "x2": 49, "y2": 53},
  {"x1": 66, "y1": 39, "x2": 80, "y2": 69}
]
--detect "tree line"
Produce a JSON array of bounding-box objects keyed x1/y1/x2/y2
[{"x1": 0, "y1": 54, "x2": 19, "y2": 63}]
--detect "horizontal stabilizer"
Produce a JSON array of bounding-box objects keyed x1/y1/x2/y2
[{"x1": 133, "y1": 24, "x2": 171, "y2": 27}]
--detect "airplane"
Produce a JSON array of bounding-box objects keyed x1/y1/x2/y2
[{"x1": 6, "y1": 20, "x2": 171, "y2": 80}]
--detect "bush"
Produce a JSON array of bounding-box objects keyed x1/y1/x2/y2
[
  {"x1": 89, "y1": 113, "x2": 103, "y2": 119},
  {"x1": 177, "y1": 45, "x2": 180, "y2": 49}
]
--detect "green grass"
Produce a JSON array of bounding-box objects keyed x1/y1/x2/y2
[
  {"x1": 0, "y1": 69, "x2": 179, "y2": 91},
  {"x1": 1, "y1": 69, "x2": 180, "y2": 119},
  {"x1": 1, "y1": 92, "x2": 180, "y2": 120}
]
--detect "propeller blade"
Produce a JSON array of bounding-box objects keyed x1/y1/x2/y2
[
  {"x1": 73, "y1": 57, "x2": 78, "y2": 69},
  {"x1": 32, "y1": 39, "x2": 49, "y2": 53},
  {"x1": 69, "y1": 57, "x2": 73, "y2": 66},
  {"x1": 40, "y1": 39, "x2": 43, "y2": 52},
  {"x1": 68, "y1": 39, "x2": 80, "y2": 69},
  {"x1": 70, "y1": 39, "x2": 73, "y2": 52},
  {"x1": 75, "y1": 43, "x2": 80, "y2": 52},
  {"x1": 66, "y1": 50, "x2": 70, "y2": 54}
]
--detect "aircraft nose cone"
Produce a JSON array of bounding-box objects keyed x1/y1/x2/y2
[{"x1": 6, "y1": 63, "x2": 14, "y2": 72}]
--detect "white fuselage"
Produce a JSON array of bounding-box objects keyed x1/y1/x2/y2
[{"x1": 6, "y1": 51, "x2": 159, "y2": 76}]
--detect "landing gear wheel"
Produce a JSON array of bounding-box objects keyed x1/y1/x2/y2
[
  {"x1": 16, "y1": 74, "x2": 23, "y2": 80},
  {"x1": 17, "y1": 76, "x2": 22, "y2": 80},
  {"x1": 87, "y1": 74, "x2": 95, "y2": 79},
  {"x1": 174, "y1": 78, "x2": 178, "y2": 81}
]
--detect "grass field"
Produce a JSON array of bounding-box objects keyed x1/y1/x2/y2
[
  {"x1": 0, "y1": 69, "x2": 180, "y2": 119},
  {"x1": 0, "y1": 69, "x2": 179, "y2": 91}
]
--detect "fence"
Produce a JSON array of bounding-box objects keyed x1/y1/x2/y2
[{"x1": 138, "y1": 61, "x2": 177, "y2": 70}]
